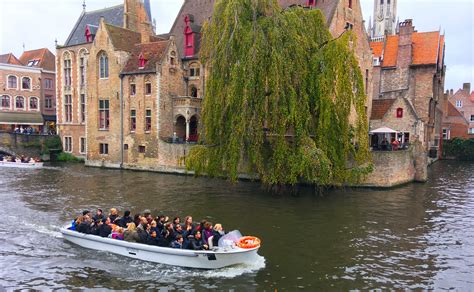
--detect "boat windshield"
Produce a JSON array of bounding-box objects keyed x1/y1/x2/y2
[{"x1": 218, "y1": 230, "x2": 243, "y2": 247}]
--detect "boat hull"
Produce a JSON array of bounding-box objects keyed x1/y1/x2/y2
[
  {"x1": 0, "y1": 161, "x2": 43, "y2": 169},
  {"x1": 60, "y1": 228, "x2": 260, "y2": 269}
]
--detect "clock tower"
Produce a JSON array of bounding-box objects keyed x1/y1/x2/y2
[{"x1": 369, "y1": 0, "x2": 397, "y2": 38}]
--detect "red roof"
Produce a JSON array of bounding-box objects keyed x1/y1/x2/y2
[
  {"x1": 371, "y1": 99, "x2": 396, "y2": 120},
  {"x1": 371, "y1": 31, "x2": 444, "y2": 68},
  {"x1": 122, "y1": 40, "x2": 170, "y2": 73},
  {"x1": 370, "y1": 41, "x2": 384, "y2": 58},
  {"x1": 0, "y1": 53, "x2": 23, "y2": 65},
  {"x1": 19, "y1": 48, "x2": 55, "y2": 71},
  {"x1": 382, "y1": 35, "x2": 399, "y2": 68},
  {"x1": 447, "y1": 101, "x2": 465, "y2": 118},
  {"x1": 412, "y1": 31, "x2": 441, "y2": 66}
]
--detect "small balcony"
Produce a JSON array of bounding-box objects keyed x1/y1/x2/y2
[{"x1": 172, "y1": 96, "x2": 202, "y2": 108}]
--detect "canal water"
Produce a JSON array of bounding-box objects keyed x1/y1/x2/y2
[{"x1": 0, "y1": 161, "x2": 473, "y2": 290}]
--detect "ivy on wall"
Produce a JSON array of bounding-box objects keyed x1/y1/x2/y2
[
  {"x1": 442, "y1": 138, "x2": 474, "y2": 160},
  {"x1": 186, "y1": 0, "x2": 372, "y2": 186}
]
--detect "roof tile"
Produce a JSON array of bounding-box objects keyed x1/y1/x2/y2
[
  {"x1": 370, "y1": 41, "x2": 383, "y2": 58},
  {"x1": 0, "y1": 53, "x2": 23, "y2": 65},
  {"x1": 105, "y1": 24, "x2": 141, "y2": 53},
  {"x1": 412, "y1": 31, "x2": 440, "y2": 65},
  {"x1": 381, "y1": 35, "x2": 399, "y2": 68},
  {"x1": 371, "y1": 99, "x2": 396, "y2": 120},
  {"x1": 121, "y1": 41, "x2": 170, "y2": 74},
  {"x1": 19, "y1": 48, "x2": 55, "y2": 71}
]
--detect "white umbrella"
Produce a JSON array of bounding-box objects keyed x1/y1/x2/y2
[{"x1": 369, "y1": 127, "x2": 397, "y2": 134}]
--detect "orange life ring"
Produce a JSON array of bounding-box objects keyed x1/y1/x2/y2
[{"x1": 237, "y1": 236, "x2": 261, "y2": 249}]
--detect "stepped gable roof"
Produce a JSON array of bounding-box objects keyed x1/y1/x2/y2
[
  {"x1": 0, "y1": 53, "x2": 23, "y2": 65},
  {"x1": 371, "y1": 99, "x2": 396, "y2": 120},
  {"x1": 64, "y1": 4, "x2": 124, "y2": 47},
  {"x1": 121, "y1": 40, "x2": 170, "y2": 74},
  {"x1": 169, "y1": 0, "x2": 338, "y2": 57},
  {"x1": 104, "y1": 24, "x2": 141, "y2": 52},
  {"x1": 19, "y1": 48, "x2": 55, "y2": 71},
  {"x1": 370, "y1": 41, "x2": 384, "y2": 58}
]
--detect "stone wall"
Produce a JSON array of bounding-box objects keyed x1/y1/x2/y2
[
  {"x1": 360, "y1": 149, "x2": 417, "y2": 187},
  {"x1": 0, "y1": 132, "x2": 59, "y2": 158}
]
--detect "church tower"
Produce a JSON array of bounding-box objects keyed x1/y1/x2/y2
[{"x1": 370, "y1": 0, "x2": 397, "y2": 38}]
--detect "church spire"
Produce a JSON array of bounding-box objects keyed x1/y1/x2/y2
[
  {"x1": 372, "y1": 0, "x2": 397, "y2": 38},
  {"x1": 82, "y1": 0, "x2": 86, "y2": 12}
]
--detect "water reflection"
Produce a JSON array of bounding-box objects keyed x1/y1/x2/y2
[{"x1": 0, "y1": 161, "x2": 473, "y2": 289}]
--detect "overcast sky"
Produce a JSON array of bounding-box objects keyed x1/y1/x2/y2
[{"x1": 0, "y1": 0, "x2": 472, "y2": 90}]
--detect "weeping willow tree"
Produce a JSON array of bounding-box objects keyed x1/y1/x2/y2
[{"x1": 186, "y1": 0, "x2": 372, "y2": 186}]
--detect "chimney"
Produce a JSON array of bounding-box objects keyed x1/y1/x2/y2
[
  {"x1": 450, "y1": 89, "x2": 453, "y2": 96},
  {"x1": 398, "y1": 19, "x2": 414, "y2": 46},
  {"x1": 463, "y1": 83, "x2": 471, "y2": 94}
]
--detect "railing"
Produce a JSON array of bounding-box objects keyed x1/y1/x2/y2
[
  {"x1": 371, "y1": 143, "x2": 410, "y2": 151},
  {"x1": 173, "y1": 96, "x2": 202, "y2": 108}
]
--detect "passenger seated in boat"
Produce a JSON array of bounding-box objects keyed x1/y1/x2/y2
[
  {"x1": 187, "y1": 231, "x2": 209, "y2": 250},
  {"x1": 184, "y1": 216, "x2": 195, "y2": 234},
  {"x1": 202, "y1": 222, "x2": 214, "y2": 244},
  {"x1": 133, "y1": 214, "x2": 141, "y2": 227},
  {"x1": 212, "y1": 223, "x2": 225, "y2": 246},
  {"x1": 143, "y1": 209, "x2": 153, "y2": 224},
  {"x1": 92, "y1": 209, "x2": 105, "y2": 222},
  {"x1": 108, "y1": 208, "x2": 119, "y2": 224},
  {"x1": 111, "y1": 227, "x2": 124, "y2": 240},
  {"x1": 137, "y1": 223, "x2": 151, "y2": 243},
  {"x1": 117, "y1": 210, "x2": 133, "y2": 227},
  {"x1": 77, "y1": 214, "x2": 93, "y2": 234},
  {"x1": 171, "y1": 234, "x2": 184, "y2": 249},
  {"x1": 163, "y1": 223, "x2": 175, "y2": 245},
  {"x1": 124, "y1": 223, "x2": 140, "y2": 242},
  {"x1": 150, "y1": 220, "x2": 159, "y2": 234},
  {"x1": 173, "y1": 217, "x2": 181, "y2": 226},
  {"x1": 29, "y1": 157, "x2": 35, "y2": 163},
  {"x1": 98, "y1": 217, "x2": 113, "y2": 238},
  {"x1": 156, "y1": 215, "x2": 167, "y2": 233}
]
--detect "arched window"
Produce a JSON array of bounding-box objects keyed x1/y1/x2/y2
[
  {"x1": 99, "y1": 52, "x2": 109, "y2": 78},
  {"x1": 138, "y1": 52, "x2": 146, "y2": 68},
  {"x1": 1, "y1": 95, "x2": 11, "y2": 109},
  {"x1": 79, "y1": 49, "x2": 88, "y2": 86},
  {"x1": 129, "y1": 76, "x2": 136, "y2": 96},
  {"x1": 7, "y1": 76, "x2": 17, "y2": 89},
  {"x1": 29, "y1": 97, "x2": 39, "y2": 110},
  {"x1": 63, "y1": 52, "x2": 72, "y2": 87},
  {"x1": 21, "y1": 77, "x2": 31, "y2": 90},
  {"x1": 170, "y1": 51, "x2": 176, "y2": 66},
  {"x1": 15, "y1": 96, "x2": 25, "y2": 110},
  {"x1": 190, "y1": 86, "x2": 198, "y2": 98}
]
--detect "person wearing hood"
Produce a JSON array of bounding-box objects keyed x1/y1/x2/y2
[{"x1": 117, "y1": 210, "x2": 133, "y2": 227}]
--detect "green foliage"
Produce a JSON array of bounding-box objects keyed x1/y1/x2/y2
[
  {"x1": 443, "y1": 138, "x2": 474, "y2": 160},
  {"x1": 57, "y1": 152, "x2": 84, "y2": 163},
  {"x1": 186, "y1": 0, "x2": 372, "y2": 186}
]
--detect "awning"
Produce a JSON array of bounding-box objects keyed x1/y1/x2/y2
[
  {"x1": 369, "y1": 127, "x2": 397, "y2": 134},
  {"x1": 0, "y1": 112, "x2": 44, "y2": 125}
]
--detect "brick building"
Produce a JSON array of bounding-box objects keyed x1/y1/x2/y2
[
  {"x1": 0, "y1": 48, "x2": 56, "y2": 133},
  {"x1": 443, "y1": 83, "x2": 474, "y2": 139},
  {"x1": 370, "y1": 19, "x2": 446, "y2": 155}
]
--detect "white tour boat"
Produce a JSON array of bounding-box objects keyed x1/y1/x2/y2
[
  {"x1": 60, "y1": 226, "x2": 261, "y2": 269},
  {"x1": 0, "y1": 160, "x2": 43, "y2": 169}
]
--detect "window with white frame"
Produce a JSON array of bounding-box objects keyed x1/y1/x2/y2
[
  {"x1": 442, "y1": 129, "x2": 450, "y2": 140},
  {"x1": 99, "y1": 99, "x2": 110, "y2": 130},
  {"x1": 45, "y1": 95, "x2": 54, "y2": 109},
  {"x1": 456, "y1": 100, "x2": 462, "y2": 108},
  {"x1": 64, "y1": 136, "x2": 72, "y2": 152},
  {"x1": 130, "y1": 109, "x2": 136, "y2": 132},
  {"x1": 21, "y1": 77, "x2": 31, "y2": 90},
  {"x1": 80, "y1": 94, "x2": 86, "y2": 123},
  {"x1": 145, "y1": 109, "x2": 152, "y2": 132},
  {"x1": 79, "y1": 56, "x2": 85, "y2": 85},
  {"x1": 80, "y1": 137, "x2": 86, "y2": 154},
  {"x1": 1, "y1": 95, "x2": 11, "y2": 110},
  {"x1": 189, "y1": 63, "x2": 200, "y2": 77},
  {"x1": 469, "y1": 128, "x2": 474, "y2": 134},
  {"x1": 15, "y1": 96, "x2": 25, "y2": 110},
  {"x1": 145, "y1": 82, "x2": 152, "y2": 95},
  {"x1": 7, "y1": 76, "x2": 17, "y2": 89},
  {"x1": 471, "y1": 115, "x2": 474, "y2": 122},
  {"x1": 99, "y1": 143, "x2": 109, "y2": 155},
  {"x1": 29, "y1": 97, "x2": 39, "y2": 111}
]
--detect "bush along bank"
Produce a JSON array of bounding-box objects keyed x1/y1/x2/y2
[
  {"x1": 56, "y1": 152, "x2": 85, "y2": 163},
  {"x1": 442, "y1": 138, "x2": 474, "y2": 160}
]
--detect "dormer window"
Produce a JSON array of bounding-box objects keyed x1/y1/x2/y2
[
  {"x1": 184, "y1": 14, "x2": 198, "y2": 57},
  {"x1": 27, "y1": 60, "x2": 39, "y2": 67},
  {"x1": 85, "y1": 25, "x2": 97, "y2": 43},
  {"x1": 138, "y1": 52, "x2": 146, "y2": 68}
]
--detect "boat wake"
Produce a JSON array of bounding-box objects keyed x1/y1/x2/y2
[{"x1": 200, "y1": 254, "x2": 266, "y2": 278}]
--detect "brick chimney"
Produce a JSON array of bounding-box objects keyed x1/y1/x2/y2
[
  {"x1": 463, "y1": 82, "x2": 471, "y2": 94},
  {"x1": 397, "y1": 19, "x2": 414, "y2": 70}
]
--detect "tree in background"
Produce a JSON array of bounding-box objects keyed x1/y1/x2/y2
[{"x1": 186, "y1": 0, "x2": 372, "y2": 186}]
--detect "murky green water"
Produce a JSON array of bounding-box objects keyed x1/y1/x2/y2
[{"x1": 1, "y1": 161, "x2": 473, "y2": 290}]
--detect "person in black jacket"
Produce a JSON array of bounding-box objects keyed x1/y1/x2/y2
[
  {"x1": 137, "y1": 223, "x2": 151, "y2": 244},
  {"x1": 92, "y1": 209, "x2": 104, "y2": 222},
  {"x1": 98, "y1": 217, "x2": 112, "y2": 238},
  {"x1": 117, "y1": 210, "x2": 133, "y2": 227},
  {"x1": 187, "y1": 231, "x2": 209, "y2": 250},
  {"x1": 77, "y1": 215, "x2": 92, "y2": 234}
]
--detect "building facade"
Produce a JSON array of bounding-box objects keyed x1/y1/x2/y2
[
  {"x1": 0, "y1": 48, "x2": 56, "y2": 133},
  {"x1": 444, "y1": 83, "x2": 474, "y2": 138},
  {"x1": 370, "y1": 19, "x2": 446, "y2": 155}
]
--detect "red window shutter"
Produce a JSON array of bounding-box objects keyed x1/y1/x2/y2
[{"x1": 396, "y1": 108, "x2": 403, "y2": 118}]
